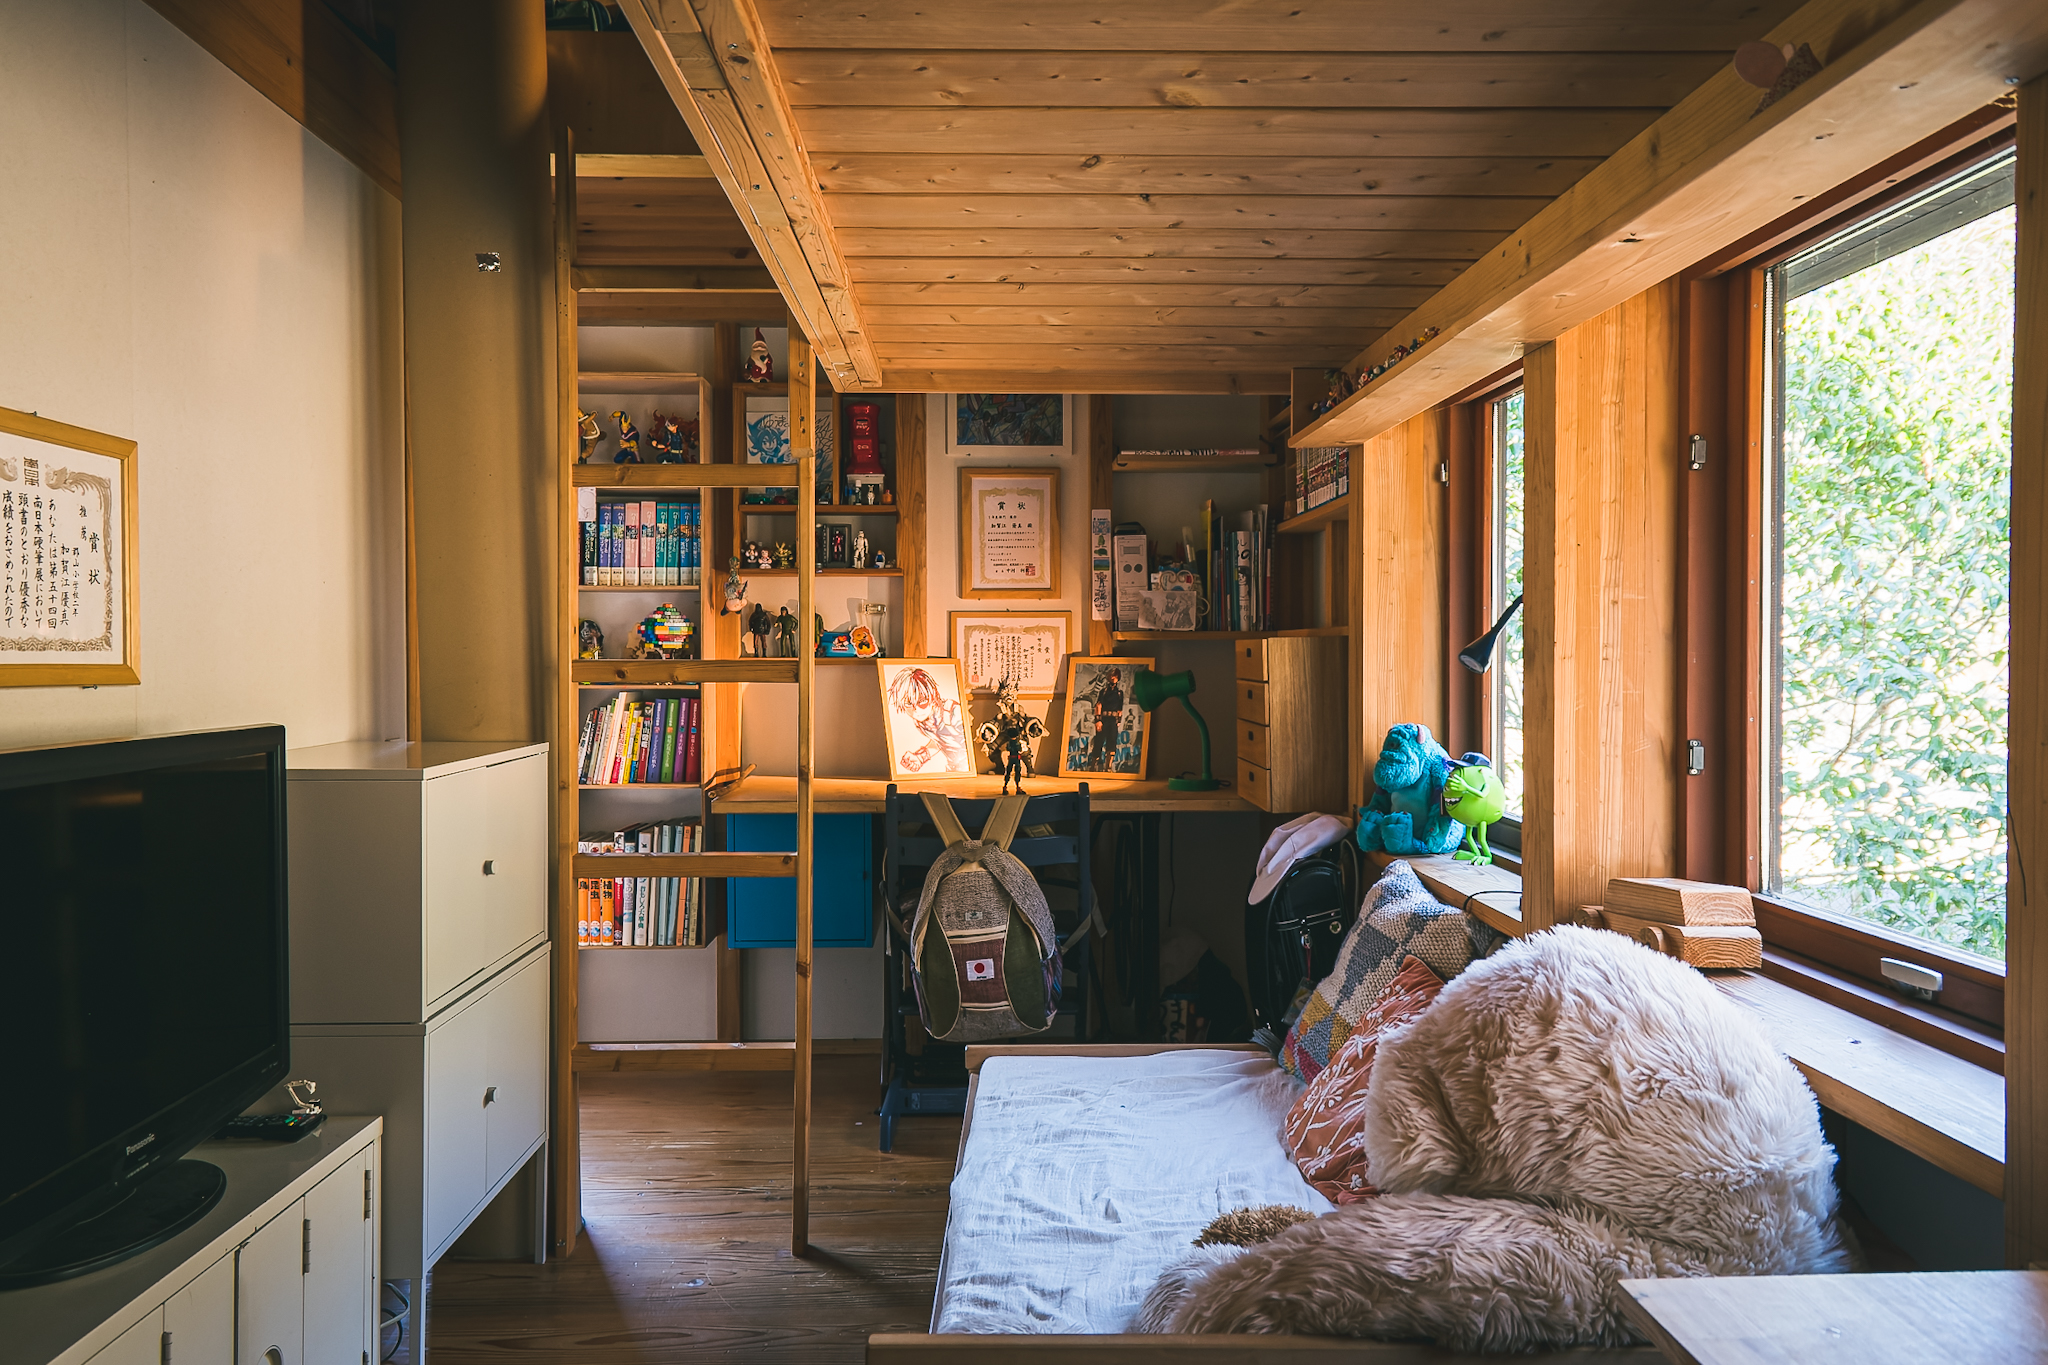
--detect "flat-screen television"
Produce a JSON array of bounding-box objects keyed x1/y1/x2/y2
[{"x1": 0, "y1": 726, "x2": 289, "y2": 1283}]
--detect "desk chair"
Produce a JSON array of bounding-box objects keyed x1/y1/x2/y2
[{"x1": 877, "y1": 783, "x2": 1094, "y2": 1151}]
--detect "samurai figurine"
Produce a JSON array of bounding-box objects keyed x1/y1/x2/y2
[
  {"x1": 647, "y1": 410, "x2": 673, "y2": 462},
  {"x1": 976, "y1": 674, "x2": 1048, "y2": 795}
]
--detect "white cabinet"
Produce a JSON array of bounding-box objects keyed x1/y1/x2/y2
[
  {"x1": 287, "y1": 741, "x2": 549, "y2": 1026},
  {"x1": 234, "y1": 1205, "x2": 302, "y2": 1365},
  {"x1": 84, "y1": 1315, "x2": 158, "y2": 1365},
  {"x1": 236, "y1": 1144, "x2": 377, "y2": 1365},
  {"x1": 284, "y1": 741, "x2": 550, "y2": 1283},
  {"x1": 165, "y1": 1256, "x2": 236, "y2": 1364}
]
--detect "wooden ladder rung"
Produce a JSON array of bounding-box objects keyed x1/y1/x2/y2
[
  {"x1": 572, "y1": 659, "x2": 799, "y2": 685},
  {"x1": 572, "y1": 852, "x2": 797, "y2": 878}
]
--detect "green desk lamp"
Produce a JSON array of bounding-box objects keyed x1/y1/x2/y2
[{"x1": 1131, "y1": 667, "x2": 1220, "y2": 791}]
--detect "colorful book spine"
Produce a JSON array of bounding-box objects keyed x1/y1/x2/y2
[{"x1": 581, "y1": 515, "x2": 598, "y2": 586}]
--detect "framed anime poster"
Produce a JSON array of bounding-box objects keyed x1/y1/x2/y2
[
  {"x1": 877, "y1": 658, "x2": 976, "y2": 780},
  {"x1": 1057, "y1": 656, "x2": 1151, "y2": 780},
  {"x1": 949, "y1": 610, "x2": 1071, "y2": 696},
  {"x1": 959, "y1": 467, "x2": 1059, "y2": 599},
  {"x1": 0, "y1": 406, "x2": 140, "y2": 687},
  {"x1": 943, "y1": 393, "x2": 1071, "y2": 458}
]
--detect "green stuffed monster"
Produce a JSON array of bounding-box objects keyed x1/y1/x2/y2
[{"x1": 1442, "y1": 756, "x2": 1507, "y2": 865}]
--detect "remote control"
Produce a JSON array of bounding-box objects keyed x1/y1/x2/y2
[{"x1": 218, "y1": 1112, "x2": 325, "y2": 1142}]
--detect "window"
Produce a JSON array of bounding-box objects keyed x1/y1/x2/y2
[
  {"x1": 1490, "y1": 389, "x2": 1526, "y2": 818},
  {"x1": 1762, "y1": 149, "x2": 2015, "y2": 964}
]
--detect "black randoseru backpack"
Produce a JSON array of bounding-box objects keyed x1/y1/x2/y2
[{"x1": 1244, "y1": 840, "x2": 1360, "y2": 1035}]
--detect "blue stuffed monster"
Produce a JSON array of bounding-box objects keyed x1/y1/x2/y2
[{"x1": 1355, "y1": 722, "x2": 1472, "y2": 857}]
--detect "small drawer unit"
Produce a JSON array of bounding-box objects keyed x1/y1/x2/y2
[
  {"x1": 725, "y1": 813, "x2": 875, "y2": 948},
  {"x1": 1231, "y1": 635, "x2": 1346, "y2": 815}
]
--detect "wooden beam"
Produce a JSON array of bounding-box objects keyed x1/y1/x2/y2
[
  {"x1": 2010, "y1": 70, "x2": 2048, "y2": 1272},
  {"x1": 789, "y1": 321, "x2": 817, "y2": 1255},
  {"x1": 576, "y1": 152, "x2": 714, "y2": 177},
  {"x1": 778, "y1": 51, "x2": 1725, "y2": 109},
  {"x1": 857, "y1": 286, "x2": 1440, "y2": 311},
  {"x1": 836, "y1": 228, "x2": 1508, "y2": 260},
  {"x1": 141, "y1": 0, "x2": 400, "y2": 197},
  {"x1": 1293, "y1": 0, "x2": 2048, "y2": 450},
  {"x1": 877, "y1": 370, "x2": 1291, "y2": 395},
  {"x1": 1355, "y1": 415, "x2": 1446, "y2": 802},
  {"x1": 571, "y1": 264, "x2": 779, "y2": 291},
  {"x1": 896, "y1": 395, "x2": 928, "y2": 658},
  {"x1": 1520, "y1": 283, "x2": 1684, "y2": 935},
  {"x1": 816, "y1": 155, "x2": 1605, "y2": 201},
  {"x1": 617, "y1": 0, "x2": 882, "y2": 389},
  {"x1": 826, "y1": 194, "x2": 1548, "y2": 234},
  {"x1": 846, "y1": 259, "x2": 1470, "y2": 288},
  {"x1": 577, "y1": 292, "x2": 805, "y2": 324}
]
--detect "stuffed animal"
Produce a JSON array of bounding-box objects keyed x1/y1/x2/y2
[
  {"x1": 1354, "y1": 723, "x2": 1466, "y2": 857},
  {"x1": 1442, "y1": 757, "x2": 1507, "y2": 865}
]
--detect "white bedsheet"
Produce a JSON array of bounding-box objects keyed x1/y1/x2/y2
[{"x1": 931, "y1": 1049, "x2": 1331, "y2": 1334}]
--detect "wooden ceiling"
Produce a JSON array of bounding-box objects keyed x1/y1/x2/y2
[{"x1": 621, "y1": 0, "x2": 1808, "y2": 392}]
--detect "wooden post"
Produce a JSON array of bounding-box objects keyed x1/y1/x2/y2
[
  {"x1": 1354, "y1": 417, "x2": 1446, "y2": 799},
  {"x1": 897, "y1": 395, "x2": 928, "y2": 659},
  {"x1": 788, "y1": 318, "x2": 817, "y2": 1257},
  {"x1": 549, "y1": 123, "x2": 582, "y2": 1260},
  {"x1": 2008, "y1": 72, "x2": 2048, "y2": 1272}
]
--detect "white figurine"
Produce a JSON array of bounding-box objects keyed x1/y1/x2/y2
[{"x1": 853, "y1": 529, "x2": 870, "y2": 569}]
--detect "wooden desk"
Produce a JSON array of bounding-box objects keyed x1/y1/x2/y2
[
  {"x1": 1619, "y1": 1271, "x2": 2048, "y2": 1365},
  {"x1": 710, "y1": 774, "x2": 1259, "y2": 815}
]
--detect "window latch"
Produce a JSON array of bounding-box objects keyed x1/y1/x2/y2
[
  {"x1": 1686, "y1": 740, "x2": 1705, "y2": 776},
  {"x1": 1687, "y1": 434, "x2": 1707, "y2": 471},
  {"x1": 1880, "y1": 957, "x2": 1943, "y2": 1002}
]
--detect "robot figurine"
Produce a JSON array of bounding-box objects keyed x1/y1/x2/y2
[{"x1": 976, "y1": 675, "x2": 1047, "y2": 795}]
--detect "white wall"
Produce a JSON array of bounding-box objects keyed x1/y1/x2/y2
[{"x1": 0, "y1": 0, "x2": 405, "y2": 751}]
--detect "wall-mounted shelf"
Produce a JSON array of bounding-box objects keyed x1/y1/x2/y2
[
  {"x1": 742, "y1": 503, "x2": 900, "y2": 518},
  {"x1": 746, "y1": 568, "x2": 904, "y2": 578},
  {"x1": 578, "y1": 584, "x2": 709, "y2": 593},
  {"x1": 1112, "y1": 453, "x2": 1275, "y2": 473},
  {"x1": 579, "y1": 782, "x2": 702, "y2": 791},
  {"x1": 578, "y1": 371, "x2": 712, "y2": 396},
  {"x1": 1111, "y1": 627, "x2": 1349, "y2": 642},
  {"x1": 1277, "y1": 499, "x2": 1351, "y2": 536}
]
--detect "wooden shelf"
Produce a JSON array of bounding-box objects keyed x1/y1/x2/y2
[
  {"x1": 574, "y1": 851, "x2": 794, "y2": 878},
  {"x1": 576, "y1": 680, "x2": 703, "y2": 690},
  {"x1": 1277, "y1": 499, "x2": 1350, "y2": 535},
  {"x1": 1110, "y1": 627, "x2": 1348, "y2": 641},
  {"x1": 577, "y1": 371, "x2": 708, "y2": 395},
  {"x1": 1111, "y1": 453, "x2": 1275, "y2": 473},
  {"x1": 577, "y1": 943, "x2": 713, "y2": 951},
  {"x1": 746, "y1": 568, "x2": 904, "y2": 578},
  {"x1": 578, "y1": 783, "x2": 701, "y2": 790},
  {"x1": 574, "y1": 659, "x2": 797, "y2": 684},
  {"x1": 575, "y1": 464, "x2": 795, "y2": 490},
  {"x1": 711, "y1": 774, "x2": 1257, "y2": 815},
  {"x1": 742, "y1": 503, "x2": 899, "y2": 518},
  {"x1": 578, "y1": 584, "x2": 707, "y2": 593}
]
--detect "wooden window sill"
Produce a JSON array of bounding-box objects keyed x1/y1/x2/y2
[{"x1": 1365, "y1": 852, "x2": 2005, "y2": 1197}]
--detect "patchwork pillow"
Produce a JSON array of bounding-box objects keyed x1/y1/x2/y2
[
  {"x1": 1283, "y1": 954, "x2": 1444, "y2": 1203},
  {"x1": 1279, "y1": 860, "x2": 1475, "y2": 1080}
]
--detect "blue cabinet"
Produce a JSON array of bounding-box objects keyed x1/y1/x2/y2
[{"x1": 725, "y1": 814, "x2": 875, "y2": 949}]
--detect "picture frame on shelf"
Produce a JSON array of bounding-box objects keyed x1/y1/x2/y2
[
  {"x1": 0, "y1": 405, "x2": 140, "y2": 687},
  {"x1": 942, "y1": 394, "x2": 1072, "y2": 458},
  {"x1": 948, "y1": 610, "x2": 1072, "y2": 696},
  {"x1": 1056, "y1": 656, "x2": 1152, "y2": 781},
  {"x1": 876, "y1": 658, "x2": 976, "y2": 781},
  {"x1": 959, "y1": 466, "x2": 1059, "y2": 599},
  {"x1": 822, "y1": 522, "x2": 852, "y2": 569}
]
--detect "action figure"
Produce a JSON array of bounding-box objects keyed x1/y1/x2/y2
[
  {"x1": 722, "y1": 556, "x2": 749, "y2": 616},
  {"x1": 745, "y1": 328, "x2": 774, "y2": 383},
  {"x1": 853, "y1": 529, "x2": 870, "y2": 569},
  {"x1": 576, "y1": 409, "x2": 602, "y2": 464},
  {"x1": 976, "y1": 675, "x2": 1048, "y2": 795},
  {"x1": 611, "y1": 410, "x2": 641, "y2": 464},
  {"x1": 772, "y1": 607, "x2": 798, "y2": 659},
  {"x1": 578, "y1": 619, "x2": 604, "y2": 660},
  {"x1": 747, "y1": 603, "x2": 772, "y2": 658}
]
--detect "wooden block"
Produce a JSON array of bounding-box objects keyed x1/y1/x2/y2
[
  {"x1": 1600, "y1": 906, "x2": 1763, "y2": 970},
  {"x1": 1605, "y1": 877, "x2": 1754, "y2": 927}
]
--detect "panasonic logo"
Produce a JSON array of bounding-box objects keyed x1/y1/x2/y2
[{"x1": 125, "y1": 1133, "x2": 156, "y2": 1156}]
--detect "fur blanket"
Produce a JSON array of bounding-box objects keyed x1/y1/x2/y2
[{"x1": 1141, "y1": 926, "x2": 1850, "y2": 1350}]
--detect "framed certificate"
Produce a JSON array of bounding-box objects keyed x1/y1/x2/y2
[
  {"x1": 959, "y1": 467, "x2": 1059, "y2": 599},
  {"x1": 0, "y1": 406, "x2": 140, "y2": 687},
  {"x1": 949, "y1": 610, "x2": 1072, "y2": 696}
]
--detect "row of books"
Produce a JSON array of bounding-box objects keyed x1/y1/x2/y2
[
  {"x1": 1117, "y1": 447, "x2": 1263, "y2": 460},
  {"x1": 577, "y1": 692, "x2": 702, "y2": 786},
  {"x1": 1201, "y1": 501, "x2": 1275, "y2": 634},
  {"x1": 576, "y1": 820, "x2": 708, "y2": 946},
  {"x1": 582, "y1": 499, "x2": 701, "y2": 587},
  {"x1": 1292, "y1": 447, "x2": 1351, "y2": 516}
]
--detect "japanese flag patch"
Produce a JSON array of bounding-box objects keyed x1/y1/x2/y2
[{"x1": 965, "y1": 957, "x2": 997, "y2": 982}]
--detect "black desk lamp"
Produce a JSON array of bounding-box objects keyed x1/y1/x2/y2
[
  {"x1": 1460, "y1": 595, "x2": 1523, "y2": 673},
  {"x1": 1130, "y1": 667, "x2": 1219, "y2": 791}
]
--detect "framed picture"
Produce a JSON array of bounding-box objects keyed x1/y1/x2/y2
[
  {"x1": 822, "y1": 522, "x2": 852, "y2": 569},
  {"x1": 949, "y1": 610, "x2": 1072, "y2": 696},
  {"x1": 877, "y1": 658, "x2": 976, "y2": 780},
  {"x1": 943, "y1": 394, "x2": 1072, "y2": 458},
  {"x1": 1057, "y1": 656, "x2": 1152, "y2": 780},
  {"x1": 960, "y1": 467, "x2": 1059, "y2": 599},
  {"x1": 1, "y1": 406, "x2": 140, "y2": 687},
  {"x1": 742, "y1": 390, "x2": 793, "y2": 504}
]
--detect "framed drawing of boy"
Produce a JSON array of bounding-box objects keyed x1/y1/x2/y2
[
  {"x1": 0, "y1": 406, "x2": 140, "y2": 687},
  {"x1": 877, "y1": 658, "x2": 976, "y2": 780},
  {"x1": 1057, "y1": 656, "x2": 1151, "y2": 780}
]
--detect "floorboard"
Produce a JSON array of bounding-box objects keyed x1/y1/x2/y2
[{"x1": 419, "y1": 1061, "x2": 959, "y2": 1363}]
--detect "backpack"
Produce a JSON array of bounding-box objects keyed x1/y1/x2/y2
[
  {"x1": 908, "y1": 792, "x2": 1063, "y2": 1043},
  {"x1": 1244, "y1": 841, "x2": 1360, "y2": 1037}
]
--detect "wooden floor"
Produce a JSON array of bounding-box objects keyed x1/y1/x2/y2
[{"x1": 421, "y1": 1060, "x2": 960, "y2": 1363}]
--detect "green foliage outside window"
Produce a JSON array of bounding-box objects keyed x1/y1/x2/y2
[
  {"x1": 1775, "y1": 208, "x2": 2013, "y2": 960},
  {"x1": 1496, "y1": 393, "x2": 1526, "y2": 816}
]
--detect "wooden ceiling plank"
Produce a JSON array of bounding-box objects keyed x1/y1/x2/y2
[
  {"x1": 616, "y1": 0, "x2": 873, "y2": 387},
  {"x1": 878, "y1": 369, "x2": 1295, "y2": 394},
  {"x1": 827, "y1": 194, "x2": 1548, "y2": 232},
  {"x1": 778, "y1": 50, "x2": 1728, "y2": 109},
  {"x1": 835, "y1": 228, "x2": 1510, "y2": 259},
  {"x1": 1293, "y1": 0, "x2": 2048, "y2": 448},
  {"x1": 815, "y1": 154, "x2": 1606, "y2": 199},
  {"x1": 803, "y1": 107, "x2": 1666, "y2": 158},
  {"x1": 867, "y1": 325, "x2": 1397, "y2": 345},
  {"x1": 572, "y1": 265, "x2": 780, "y2": 290},
  {"x1": 755, "y1": 0, "x2": 1808, "y2": 53},
  {"x1": 861, "y1": 298, "x2": 1432, "y2": 319},
  {"x1": 580, "y1": 292, "x2": 803, "y2": 323},
  {"x1": 845, "y1": 258, "x2": 1469, "y2": 287},
  {"x1": 575, "y1": 153, "x2": 716, "y2": 177},
  {"x1": 872, "y1": 342, "x2": 1355, "y2": 360}
]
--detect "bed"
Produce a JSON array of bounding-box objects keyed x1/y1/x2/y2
[{"x1": 867, "y1": 1044, "x2": 1664, "y2": 1363}]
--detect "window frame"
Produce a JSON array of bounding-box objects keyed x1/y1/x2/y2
[{"x1": 1689, "y1": 112, "x2": 2016, "y2": 1047}]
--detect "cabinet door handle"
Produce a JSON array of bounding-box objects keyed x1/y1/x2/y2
[
  {"x1": 482, "y1": 859, "x2": 497, "y2": 875},
  {"x1": 484, "y1": 1086, "x2": 498, "y2": 1107}
]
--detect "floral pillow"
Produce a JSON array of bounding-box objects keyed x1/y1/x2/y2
[
  {"x1": 1279, "y1": 859, "x2": 1476, "y2": 1080},
  {"x1": 1283, "y1": 954, "x2": 1445, "y2": 1204}
]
